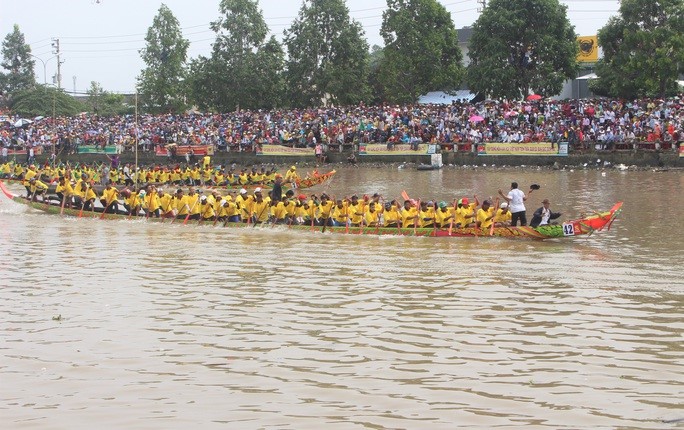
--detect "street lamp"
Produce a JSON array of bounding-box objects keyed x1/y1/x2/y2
[{"x1": 29, "y1": 54, "x2": 57, "y2": 85}]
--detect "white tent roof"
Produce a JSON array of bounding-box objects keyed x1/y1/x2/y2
[
  {"x1": 576, "y1": 73, "x2": 598, "y2": 80},
  {"x1": 418, "y1": 90, "x2": 477, "y2": 104}
]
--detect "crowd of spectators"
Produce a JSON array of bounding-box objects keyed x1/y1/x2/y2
[{"x1": 1, "y1": 96, "x2": 683, "y2": 157}]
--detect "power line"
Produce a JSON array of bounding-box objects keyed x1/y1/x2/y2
[
  {"x1": 47, "y1": 0, "x2": 479, "y2": 41},
  {"x1": 36, "y1": 0, "x2": 618, "y2": 48},
  {"x1": 61, "y1": 37, "x2": 214, "y2": 53},
  {"x1": 27, "y1": 0, "x2": 620, "y2": 60}
]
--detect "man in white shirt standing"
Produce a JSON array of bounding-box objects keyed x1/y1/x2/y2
[{"x1": 498, "y1": 182, "x2": 533, "y2": 226}]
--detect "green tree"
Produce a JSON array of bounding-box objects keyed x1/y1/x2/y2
[
  {"x1": 11, "y1": 85, "x2": 85, "y2": 117},
  {"x1": 189, "y1": 0, "x2": 284, "y2": 111},
  {"x1": 367, "y1": 44, "x2": 386, "y2": 104},
  {"x1": 594, "y1": 0, "x2": 684, "y2": 98},
  {"x1": 137, "y1": 4, "x2": 189, "y2": 113},
  {"x1": 284, "y1": 0, "x2": 369, "y2": 107},
  {"x1": 0, "y1": 24, "x2": 36, "y2": 104},
  {"x1": 86, "y1": 81, "x2": 126, "y2": 116},
  {"x1": 466, "y1": 0, "x2": 578, "y2": 99},
  {"x1": 378, "y1": 0, "x2": 463, "y2": 103}
]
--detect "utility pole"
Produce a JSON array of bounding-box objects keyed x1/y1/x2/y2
[
  {"x1": 73, "y1": 76, "x2": 77, "y2": 94},
  {"x1": 51, "y1": 38, "x2": 63, "y2": 89}
]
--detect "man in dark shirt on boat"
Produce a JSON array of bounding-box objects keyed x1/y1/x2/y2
[
  {"x1": 530, "y1": 199, "x2": 562, "y2": 227},
  {"x1": 270, "y1": 175, "x2": 283, "y2": 202}
]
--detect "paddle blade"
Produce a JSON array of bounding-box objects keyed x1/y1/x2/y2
[
  {"x1": 530, "y1": 184, "x2": 541, "y2": 190},
  {"x1": 401, "y1": 190, "x2": 410, "y2": 202}
]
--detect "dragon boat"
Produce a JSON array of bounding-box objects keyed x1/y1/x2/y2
[{"x1": 0, "y1": 180, "x2": 622, "y2": 240}]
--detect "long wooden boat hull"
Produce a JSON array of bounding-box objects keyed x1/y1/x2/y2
[{"x1": 0, "y1": 180, "x2": 622, "y2": 240}]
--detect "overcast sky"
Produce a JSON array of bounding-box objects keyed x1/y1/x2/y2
[{"x1": 0, "y1": 0, "x2": 620, "y2": 94}]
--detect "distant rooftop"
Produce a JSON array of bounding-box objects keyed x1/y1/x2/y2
[{"x1": 458, "y1": 27, "x2": 473, "y2": 44}]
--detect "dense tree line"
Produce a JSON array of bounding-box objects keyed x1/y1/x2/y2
[{"x1": 1, "y1": 0, "x2": 681, "y2": 116}]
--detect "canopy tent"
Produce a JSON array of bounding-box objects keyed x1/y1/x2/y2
[
  {"x1": 418, "y1": 90, "x2": 477, "y2": 105},
  {"x1": 576, "y1": 73, "x2": 598, "y2": 80}
]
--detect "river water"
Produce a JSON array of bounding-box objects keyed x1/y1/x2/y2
[{"x1": 1, "y1": 166, "x2": 682, "y2": 429}]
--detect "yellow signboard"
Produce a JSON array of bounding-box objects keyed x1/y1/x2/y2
[
  {"x1": 257, "y1": 145, "x2": 314, "y2": 156},
  {"x1": 358, "y1": 143, "x2": 428, "y2": 155},
  {"x1": 477, "y1": 143, "x2": 560, "y2": 156},
  {"x1": 577, "y1": 35, "x2": 598, "y2": 63}
]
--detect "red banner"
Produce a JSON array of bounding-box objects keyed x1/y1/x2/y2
[{"x1": 7, "y1": 146, "x2": 44, "y2": 155}]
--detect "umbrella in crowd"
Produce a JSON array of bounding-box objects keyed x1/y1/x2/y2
[
  {"x1": 527, "y1": 94, "x2": 542, "y2": 101},
  {"x1": 13, "y1": 118, "x2": 32, "y2": 128},
  {"x1": 469, "y1": 115, "x2": 485, "y2": 123}
]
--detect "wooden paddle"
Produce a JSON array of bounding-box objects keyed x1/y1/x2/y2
[
  {"x1": 344, "y1": 198, "x2": 350, "y2": 234},
  {"x1": 183, "y1": 196, "x2": 200, "y2": 225},
  {"x1": 100, "y1": 200, "x2": 114, "y2": 219},
  {"x1": 448, "y1": 199, "x2": 457, "y2": 236},
  {"x1": 490, "y1": 197, "x2": 500, "y2": 236},
  {"x1": 375, "y1": 197, "x2": 384, "y2": 235},
  {"x1": 59, "y1": 191, "x2": 68, "y2": 215},
  {"x1": 357, "y1": 198, "x2": 366, "y2": 235},
  {"x1": 212, "y1": 206, "x2": 220, "y2": 226},
  {"x1": 432, "y1": 203, "x2": 438, "y2": 236},
  {"x1": 321, "y1": 195, "x2": 335, "y2": 233},
  {"x1": 413, "y1": 199, "x2": 420, "y2": 236},
  {"x1": 252, "y1": 203, "x2": 268, "y2": 227},
  {"x1": 100, "y1": 189, "x2": 120, "y2": 220},
  {"x1": 145, "y1": 192, "x2": 153, "y2": 219},
  {"x1": 128, "y1": 203, "x2": 139, "y2": 220},
  {"x1": 77, "y1": 197, "x2": 86, "y2": 218}
]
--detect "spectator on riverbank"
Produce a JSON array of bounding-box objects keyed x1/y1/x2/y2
[{"x1": 2, "y1": 96, "x2": 682, "y2": 155}]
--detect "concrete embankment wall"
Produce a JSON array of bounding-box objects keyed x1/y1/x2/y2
[{"x1": 30, "y1": 149, "x2": 683, "y2": 168}]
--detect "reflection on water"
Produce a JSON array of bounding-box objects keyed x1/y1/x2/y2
[{"x1": 1, "y1": 168, "x2": 683, "y2": 429}]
